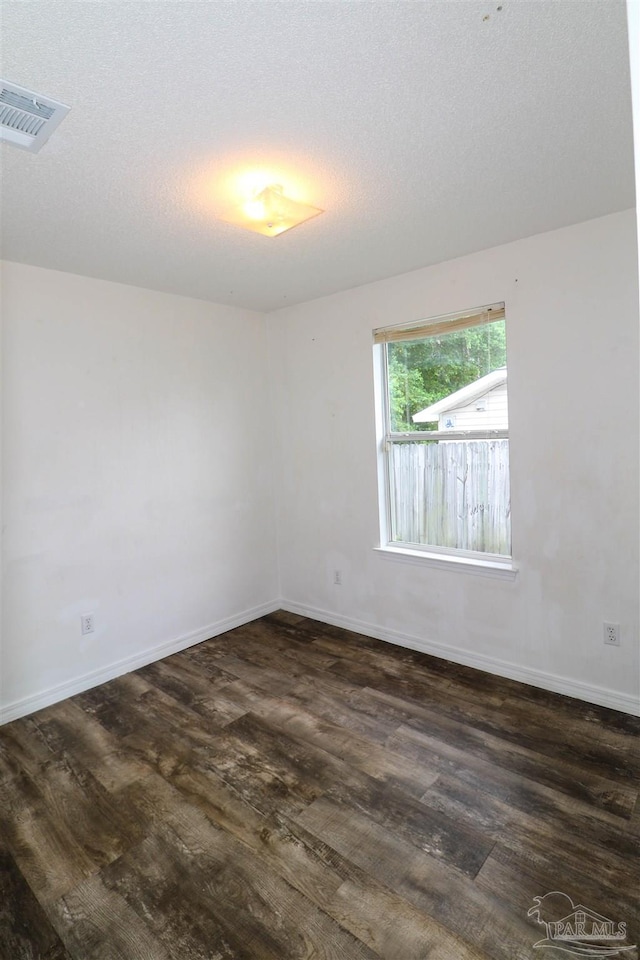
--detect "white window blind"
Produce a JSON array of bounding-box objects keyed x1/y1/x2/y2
[{"x1": 373, "y1": 302, "x2": 505, "y2": 344}]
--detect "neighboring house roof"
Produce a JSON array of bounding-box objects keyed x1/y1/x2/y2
[{"x1": 412, "y1": 368, "x2": 507, "y2": 423}]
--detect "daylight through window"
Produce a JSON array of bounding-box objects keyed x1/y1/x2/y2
[{"x1": 375, "y1": 303, "x2": 511, "y2": 558}]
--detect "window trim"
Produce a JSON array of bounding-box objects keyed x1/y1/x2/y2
[
  {"x1": 373, "y1": 302, "x2": 512, "y2": 565},
  {"x1": 386, "y1": 429, "x2": 508, "y2": 443},
  {"x1": 374, "y1": 544, "x2": 518, "y2": 580}
]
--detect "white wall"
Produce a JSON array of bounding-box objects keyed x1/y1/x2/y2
[
  {"x1": 2, "y1": 211, "x2": 638, "y2": 721},
  {"x1": 629, "y1": 0, "x2": 640, "y2": 285},
  {"x1": 269, "y1": 209, "x2": 640, "y2": 714},
  {"x1": 1, "y1": 262, "x2": 279, "y2": 720}
]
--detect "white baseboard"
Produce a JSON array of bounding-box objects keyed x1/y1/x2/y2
[
  {"x1": 281, "y1": 599, "x2": 640, "y2": 718},
  {"x1": 4, "y1": 597, "x2": 637, "y2": 724},
  {"x1": 0, "y1": 599, "x2": 281, "y2": 726}
]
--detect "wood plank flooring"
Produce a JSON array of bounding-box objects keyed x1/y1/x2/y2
[{"x1": 1, "y1": 611, "x2": 639, "y2": 959}]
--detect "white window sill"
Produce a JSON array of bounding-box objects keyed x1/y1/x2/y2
[{"x1": 374, "y1": 545, "x2": 518, "y2": 581}]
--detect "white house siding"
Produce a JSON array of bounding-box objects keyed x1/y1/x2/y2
[{"x1": 439, "y1": 382, "x2": 508, "y2": 431}]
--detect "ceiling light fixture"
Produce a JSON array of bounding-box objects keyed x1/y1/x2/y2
[{"x1": 222, "y1": 184, "x2": 323, "y2": 237}]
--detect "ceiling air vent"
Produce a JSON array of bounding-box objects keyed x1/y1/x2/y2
[{"x1": 0, "y1": 81, "x2": 70, "y2": 152}]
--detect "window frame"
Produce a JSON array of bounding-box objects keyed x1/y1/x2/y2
[{"x1": 373, "y1": 303, "x2": 516, "y2": 575}]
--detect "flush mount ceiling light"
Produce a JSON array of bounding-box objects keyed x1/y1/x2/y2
[{"x1": 221, "y1": 184, "x2": 323, "y2": 237}]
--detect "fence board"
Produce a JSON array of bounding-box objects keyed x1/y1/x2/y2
[{"x1": 389, "y1": 439, "x2": 510, "y2": 555}]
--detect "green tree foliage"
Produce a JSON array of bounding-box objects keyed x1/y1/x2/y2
[{"x1": 388, "y1": 320, "x2": 506, "y2": 432}]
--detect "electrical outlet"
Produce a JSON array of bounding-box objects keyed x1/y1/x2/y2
[
  {"x1": 333, "y1": 569, "x2": 342, "y2": 586},
  {"x1": 603, "y1": 622, "x2": 620, "y2": 646},
  {"x1": 81, "y1": 613, "x2": 95, "y2": 636}
]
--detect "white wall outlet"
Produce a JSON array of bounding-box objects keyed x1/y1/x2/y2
[
  {"x1": 603, "y1": 622, "x2": 620, "y2": 646},
  {"x1": 333, "y1": 569, "x2": 342, "y2": 586},
  {"x1": 81, "y1": 613, "x2": 95, "y2": 636}
]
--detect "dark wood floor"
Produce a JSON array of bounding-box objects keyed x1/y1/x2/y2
[{"x1": 1, "y1": 611, "x2": 638, "y2": 960}]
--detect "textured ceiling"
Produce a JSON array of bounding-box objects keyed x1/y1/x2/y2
[{"x1": 0, "y1": 1, "x2": 635, "y2": 312}]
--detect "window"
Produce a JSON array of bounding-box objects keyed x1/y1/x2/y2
[{"x1": 374, "y1": 303, "x2": 511, "y2": 561}]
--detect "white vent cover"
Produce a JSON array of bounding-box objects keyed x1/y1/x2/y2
[{"x1": 0, "y1": 81, "x2": 70, "y2": 152}]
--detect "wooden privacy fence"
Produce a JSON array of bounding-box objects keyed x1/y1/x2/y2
[{"x1": 389, "y1": 439, "x2": 511, "y2": 555}]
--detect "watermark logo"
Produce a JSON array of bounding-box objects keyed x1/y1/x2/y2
[{"x1": 528, "y1": 891, "x2": 636, "y2": 957}]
